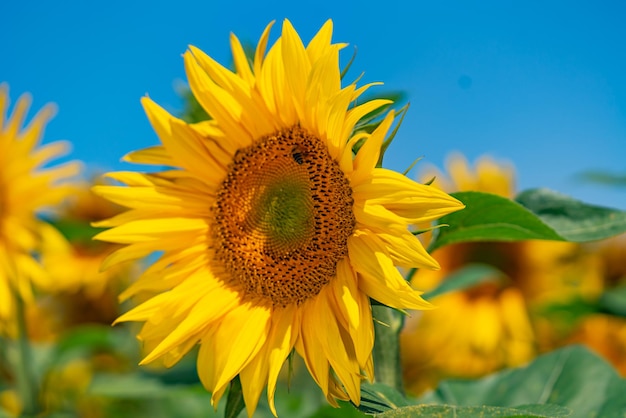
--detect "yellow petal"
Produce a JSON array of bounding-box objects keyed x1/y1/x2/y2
[
  {"x1": 313, "y1": 290, "x2": 361, "y2": 403},
  {"x1": 280, "y1": 19, "x2": 310, "y2": 120},
  {"x1": 351, "y1": 112, "x2": 395, "y2": 185},
  {"x1": 297, "y1": 302, "x2": 330, "y2": 394},
  {"x1": 266, "y1": 304, "x2": 299, "y2": 416},
  {"x1": 253, "y1": 21, "x2": 275, "y2": 77},
  {"x1": 123, "y1": 145, "x2": 174, "y2": 166},
  {"x1": 354, "y1": 168, "x2": 465, "y2": 222},
  {"x1": 306, "y1": 19, "x2": 333, "y2": 63},
  {"x1": 334, "y1": 259, "x2": 374, "y2": 370},
  {"x1": 94, "y1": 218, "x2": 208, "y2": 243},
  {"x1": 230, "y1": 33, "x2": 254, "y2": 85},
  {"x1": 348, "y1": 230, "x2": 434, "y2": 310},
  {"x1": 211, "y1": 302, "x2": 272, "y2": 393}
]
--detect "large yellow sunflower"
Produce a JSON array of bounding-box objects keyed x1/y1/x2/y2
[
  {"x1": 93, "y1": 20, "x2": 463, "y2": 416},
  {"x1": 0, "y1": 84, "x2": 80, "y2": 328}
]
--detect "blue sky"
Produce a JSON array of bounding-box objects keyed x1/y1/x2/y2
[{"x1": 2, "y1": 1, "x2": 625, "y2": 208}]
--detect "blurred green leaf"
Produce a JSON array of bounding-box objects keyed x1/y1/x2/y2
[
  {"x1": 516, "y1": 188, "x2": 626, "y2": 242},
  {"x1": 374, "y1": 404, "x2": 571, "y2": 417},
  {"x1": 533, "y1": 297, "x2": 599, "y2": 330},
  {"x1": 430, "y1": 192, "x2": 563, "y2": 251},
  {"x1": 47, "y1": 325, "x2": 138, "y2": 371},
  {"x1": 598, "y1": 285, "x2": 626, "y2": 317},
  {"x1": 309, "y1": 402, "x2": 367, "y2": 418},
  {"x1": 52, "y1": 326, "x2": 116, "y2": 358},
  {"x1": 574, "y1": 170, "x2": 626, "y2": 187},
  {"x1": 417, "y1": 345, "x2": 625, "y2": 418},
  {"x1": 225, "y1": 376, "x2": 245, "y2": 418},
  {"x1": 423, "y1": 264, "x2": 505, "y2": 300},
  {"x1": 88, "y1": 374, "x2": 219, "y2": 418},
  {"x1": 89, "y1": 373, "x2": 185, "y2": 399},
  {"x1": 47, "y1": 219, "x2": 104, "y2": 243}
]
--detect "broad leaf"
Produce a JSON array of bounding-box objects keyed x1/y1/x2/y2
[
  {"x1": 430, "y1": 192, "x2": 563, "y2": 251},
  {"x1": 431, "y1": 190, "x2": 626, "y2": 251},
  {"x1": 516, "y1": 188, "x2": 626, "y2": 242},
  {"x1": 417, "y1": 345, "x2": 625, "y2": 418}
]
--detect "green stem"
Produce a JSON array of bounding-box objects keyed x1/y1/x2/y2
[
  {"x1": 371, "y1": 304, "x2": 405, "y2": 394},
  {"x1": 13, "y1": 287, "x2": 40, "y2": 417}
]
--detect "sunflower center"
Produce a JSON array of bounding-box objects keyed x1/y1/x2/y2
[
  {"x1": 251, "y1": 173, "x2": 314, "y2": 253},
  {"x1": 212, "y1": 126, "x2": 355, "y2": 306}
]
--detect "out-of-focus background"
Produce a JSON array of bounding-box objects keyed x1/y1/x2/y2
[{"x1": 1, "y1": 0, "x2": 625, "y2": 208}]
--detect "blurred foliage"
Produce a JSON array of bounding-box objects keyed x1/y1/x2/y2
[
  {"x1": 178, "y1": 86, "x2": 210, "y2": 124},
  {"x1": 575, "y1": 170, "x2": 626, "y2": 188}
]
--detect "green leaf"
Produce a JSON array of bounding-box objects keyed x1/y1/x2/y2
[
  {"x1": 516, "y1": 188, "x2": 626, "y2": 242},
  {"x1": 430, "y1": 192, "x2": 564, "y2": 252},
  {"x1": 533, "y1": 297, "x2": 599, "y2": 330},
  {"x1": 599, "y1": 285, "x2": 626, "y2": 317},
  {"x1": 374, "y1": 404, "x2": 571, "y2": 417},
  {"x1": 89, "y1": 373, "x2": 180, "y2": 399},
  {"x1": 47, "y1": 325, "x2": 140, "y2": 371},
  {"x1": 309, "y1": 402, "x2": 367, "y2": 418},
  {"x1": 423, "y1": 264, "x2": 505, "y2": 300},
  {"x1": 46, "y1": 219, "x2": 104, "y2": 243},
  {"x1": 418, "y1": 345, "x2": 625, "y2": 418},
  {"x1": 574, "y1": 170, "x2": 626, "y2": 187},
  {"x1": 52, "y1": 325, "x2": 116, "y2": 358},
  {"x1": 357, "y1": 383, "x2": 409, "y2": 414},
  {"x1": 88, "y1": 374, "x2": 220, "y2": 418},
  {"x1": 225, "y1": 376, "x2": 245, "y2": 418}
]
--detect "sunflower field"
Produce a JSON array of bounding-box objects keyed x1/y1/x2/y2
[{"x1": 1, "y1": 18, "x2": 626, "y2": 418}]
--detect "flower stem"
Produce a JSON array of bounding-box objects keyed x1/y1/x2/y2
[
  {"x1": 371, "y1": 304, "x2": 405, "y2": 394},
  {"x1": 13, "y1": 287, "x2": 40, "y2": 416}
]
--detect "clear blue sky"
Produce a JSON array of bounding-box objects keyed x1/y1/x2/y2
[{"x1": 2, "y1": 1, "x2": 625, "y2": 208}]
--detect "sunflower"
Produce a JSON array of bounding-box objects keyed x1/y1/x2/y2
[
  {"x1": 0, "y1": 84, "x2": 80, "y2": 330},
  {"x1": 93, "y1": 20, "x2": 463, "y2": 416},
  {"x1": 540, "y1": 233, "x2": 626, "y2": 375},
  {"x1": 21, "y1": 181, "x2": 138, "y2": 340},
  {"x1": 400, "y1": 153, "x2": 601, "y2": 394},
  {"x1": 40, "y1": 179, "x2": 134, "y2": 298}
]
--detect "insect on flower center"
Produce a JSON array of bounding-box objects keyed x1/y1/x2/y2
[{"x1": 212, "y1": 126, "x2": 355, "y2": 306}]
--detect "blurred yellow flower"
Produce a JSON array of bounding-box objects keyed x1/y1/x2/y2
[
  {"x1": 0, "y1": 84, "x2": 80, "y2": 330},
  {"x1": 24, "y1": 181, "x2": 139, "y2": 340},
  {"x1": 1, "y1": 359, "x2": 94, "y2": 417},
  {"x1": 539, "y1": 234, "x2": 626, "y2": 374},
  {"x1": 93, "y1": 20, "x2": 463, "y2": 416},
  {"x1": 41, "y1": 181, "x2": 133, "y2": 296},
  {"x1": 0, "y1": 389, "x2": 21, "y2": 417},
  {"x1": 401, "y1": 153, "x2": 601, "y2": 394}
]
